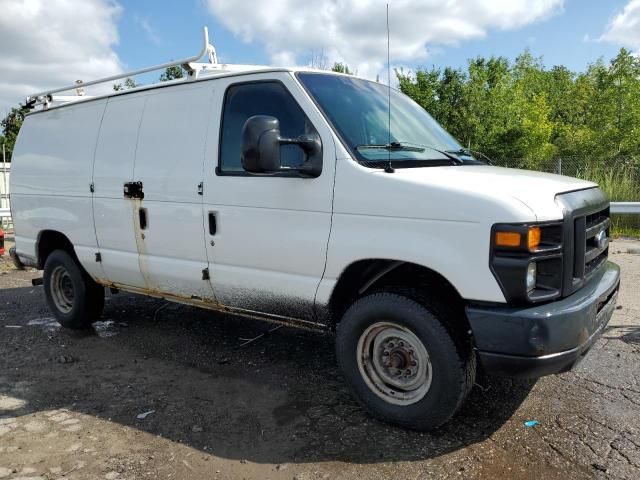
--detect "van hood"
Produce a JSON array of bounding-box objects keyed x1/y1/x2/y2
[{"x1": 390, "y1": 164, "x2": 598, "y2": 221}]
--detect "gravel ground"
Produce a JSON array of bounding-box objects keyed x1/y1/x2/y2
[{"x1": 0, "y1": 235, "x2": 639, "y2": 480}]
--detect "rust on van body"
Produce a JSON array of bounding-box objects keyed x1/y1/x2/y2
[
  {"x1": 132, "y1": 198, "x2": 154, "y2": 290},
  {"x1": 93, "y1": 278, "x2": 328, "y2": 332}
]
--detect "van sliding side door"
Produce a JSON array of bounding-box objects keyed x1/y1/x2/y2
[
  {"x1": 93, "y1": 95, "x2": 148, "y2": 288},
  {"x1": 129, "y1": 83, "x2": 216, "y2": 302}
]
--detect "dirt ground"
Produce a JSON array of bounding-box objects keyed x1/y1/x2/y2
[{"x1": 1, "y1": 235, "x2": 639, "y2": 480}]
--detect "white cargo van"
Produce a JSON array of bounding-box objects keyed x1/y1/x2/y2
[{"x1": 10, "y1": 31, "x2": 620, "y2": 430}]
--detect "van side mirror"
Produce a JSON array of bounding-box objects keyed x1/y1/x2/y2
[{"x1": 240, "y1": 115, "x2": 322, "y2": 178}]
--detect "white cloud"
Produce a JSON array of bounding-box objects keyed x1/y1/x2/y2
[
  {"x1": 206, "y1": 0, "x2": 564, "y2": 80},
  {"x1": 136, "y1": 15, "x2": 162, "y2": 46},
  {"x1": 0, "y1": 0, "x2": 123, "y2": 116},
  {"x1": 600, "y1": 0, "x2": 640, "y2": 52}
]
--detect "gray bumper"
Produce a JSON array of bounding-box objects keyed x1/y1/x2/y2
[{"x1": 466, "y1": 261, "x2": 620, "y2": 378}]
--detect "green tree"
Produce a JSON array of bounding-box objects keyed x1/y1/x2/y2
[
  {"x1": 589, "y1": 49, "x2": 640, "y2": 158},
  {"x1": 396, "y1": 47, "x2": 640, "y2": 168},
  {"x1": 331, "y1": 62, "x2": 352, "y2": 75},
  {"x1": 159, "y1": 65, "x2": 185, "y2": 81},
  {"x1": 113, "y1": 77, "x2": 138, "y2": 91},
  {"x1": 0, "y1": 107, "x2": 25, "y2": 162}
]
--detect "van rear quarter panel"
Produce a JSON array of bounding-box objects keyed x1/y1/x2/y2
[{"x1": 10, "y1": 101, "x2": 107, "y2": 277}]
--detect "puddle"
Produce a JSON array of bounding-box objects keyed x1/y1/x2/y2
[
  {"x1": 92, "y1": 320, "x2": 119, "y2": 338},
  {"x1": 27, "y1": 317, "x2": 57, "y2": 326},
  {"x1": 27, "y1": 317, "x2": 60, "y2": 331},
  {"x1": 0, "y1": 394, "x2": 27, "y2": 411},
  {"x1": 24, "y1": 317, "x2": 124, "y2": 338}
]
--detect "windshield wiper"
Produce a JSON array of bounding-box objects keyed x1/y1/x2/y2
[
  {"x1": 445, "y1": 148, "x2": 470, "y2": 156},
  {"x1": 356, "y1": 141, "x2": 463, "y2": 164},
  {"x1": 394, "y1": 142, "x2": 463, "y2": 164},
  {"x1": 356, "y1": 142, "x2": 424, "y2": 152},
  {"x1": 445, "y1": 148, "x2": 493, "y2": 165}
]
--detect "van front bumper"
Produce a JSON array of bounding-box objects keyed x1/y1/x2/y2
[{"x1": 466, "y1": 261, "x2": 620, "y2": 378}]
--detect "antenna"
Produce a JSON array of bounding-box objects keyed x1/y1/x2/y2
[{"x1": 385, "y1": 3, "x2": 394, "y2": 174}]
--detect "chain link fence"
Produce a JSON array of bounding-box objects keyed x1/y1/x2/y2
[
  {"x1": 491, "y1": 157, "x2": 638, "y2": 195},
  {"x1": 491, "y1": 156, "x2": 640, "y2": 236},
  {"x1": 1, "y1": 156, "x2": 638, "y2": 234}
]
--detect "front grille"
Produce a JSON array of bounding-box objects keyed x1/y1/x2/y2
[
  {"x1": 583, "y1": 207, "x2": 610, "y2": 276},
  {"x1": 572, "y1": 205, "x2": 610, "y2": 287},
  {"x1": 556, "y1": 188, "x2": 610, "y2": 297}
]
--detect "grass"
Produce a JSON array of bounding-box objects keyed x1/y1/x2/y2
[
  {"x1": 574, "y1": 163, "x2": 640, "y2": 238},
  {"x1": 574, "y1": 163, "x2": 640, "y2": 202},
  {"x1": 0, "y1": 255, "x2": 15, "y2": 273},
  {"x1": 610, "y1": 214, "x2": 640, "y2": 239}
]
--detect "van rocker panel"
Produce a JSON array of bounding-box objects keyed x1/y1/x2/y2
[{"x1": 466, "y1": 261, "x2": 620, "y2": 377}]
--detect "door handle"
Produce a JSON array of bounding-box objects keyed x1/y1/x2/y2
[
  {"x1": 208, "y1": 212, "x2": 217, "y2": 235},
  {"x1": 124, "y1": 181, "x2": 144, "y2": 199},
  {"x1": 139, "y1": 208, "x2": 148, "y2": 230}
]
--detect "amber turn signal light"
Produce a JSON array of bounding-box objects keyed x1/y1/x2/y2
[
  {"x1": 527, "y1": 227, "x2": 541, "y2": 251},
  {"x1": 495, "y1": 231, "x2": 521, "y2": 247},
  {"x1": 495, "y1": 226, "x2": 542, "y2": 250}
]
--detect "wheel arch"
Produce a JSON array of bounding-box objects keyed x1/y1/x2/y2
[
  {"x1": 327, "y1": 259, "x2": 471, "y2": 339},
  {"x1": 36, "y1": 230, "x2": 77, "y2": 270}
]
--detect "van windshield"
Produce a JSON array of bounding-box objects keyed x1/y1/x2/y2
[{"x1": 297, "y1": 72, "x2": 472, "y2": 168}]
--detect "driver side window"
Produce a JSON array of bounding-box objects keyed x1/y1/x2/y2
[{"x1": 219, "y1": 81, "x2": 312, "y2": 173}]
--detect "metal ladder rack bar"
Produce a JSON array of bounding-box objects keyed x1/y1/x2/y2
[{"x1": 26, "y1": 26, "x2": 216, "y2": 105}]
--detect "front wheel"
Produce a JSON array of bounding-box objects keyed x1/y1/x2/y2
[
  {"x1": 43, "y1": 249, "x2": 104, "y2": 329},
  {"x1": 336, "y1": 292, "x2": 475, "y2": 431}
]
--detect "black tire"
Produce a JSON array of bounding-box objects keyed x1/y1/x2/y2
[
  {"x1": 43, "y1": 249, "x2": 104, "y2": 329},
  {"x1": 336, "y1": 292, "x2": 475, "y2": 431}
]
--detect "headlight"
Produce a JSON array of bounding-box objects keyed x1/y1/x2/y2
[{"x1": 491, "y1": 222, "x2": 563, "y2": 304}]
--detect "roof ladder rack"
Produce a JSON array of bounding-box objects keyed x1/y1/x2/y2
[{"x1": 25, "y1": 26, "x2": 218, "y2": 110}]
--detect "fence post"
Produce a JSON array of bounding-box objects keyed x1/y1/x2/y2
[
  {"x1": 556, "y1": 158, "x2": 562, "y2": 175},
  {"x1": 1, "y1": 143, "x2": 8, "y2": 230}
]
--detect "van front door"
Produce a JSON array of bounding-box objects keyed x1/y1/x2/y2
[{"x1": 201, "y1": 73, "x2": 336, "y2": 320}]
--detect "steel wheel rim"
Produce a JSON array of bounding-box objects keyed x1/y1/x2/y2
[
  {"x1": 51, "y1": 266, "x2": 75, "y2": 314},
  {"x1": 357, "y1": 321, "x2": 432, "y2": 405}
]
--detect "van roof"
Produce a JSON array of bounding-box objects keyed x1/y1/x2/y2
[
  {"x1": 23, "y1": 27, "x2": 355, "y2": 114},
  {"x1": 24, "y1": 66, "x2": 351, "y2": 115}
]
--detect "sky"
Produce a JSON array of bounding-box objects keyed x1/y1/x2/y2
[{"x1": 1, "y1": 0, "x2": 640, "y2": 116}]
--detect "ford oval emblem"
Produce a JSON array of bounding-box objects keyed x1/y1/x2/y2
[{"x1": 595, "y1": 229, "x2": 608, "y2": 250}]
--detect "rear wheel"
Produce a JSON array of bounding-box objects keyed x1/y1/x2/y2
[
  {"x1": 336, "y1": 292, "x2": 475, "y2": 431},
  {"x1": 43, "y1": 249, "x2": 104, "y2": 328}
]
